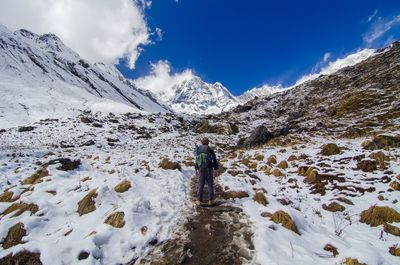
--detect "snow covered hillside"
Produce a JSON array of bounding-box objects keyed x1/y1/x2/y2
[
  {"x1": 0, "y1": 25, "x2": 169, "y2": 128},
  {"x1": 238, "y1": 84, "x2": 284, "y2": 103}
]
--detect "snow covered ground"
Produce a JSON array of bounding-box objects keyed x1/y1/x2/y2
[
  {"x1": 218, "y1": 136, "x2": 400, "y2": 265},
  {"x1": 0, "y1": 113, "x2": 197, "y2": 264}
]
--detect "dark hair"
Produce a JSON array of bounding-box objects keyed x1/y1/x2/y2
[{"x1": 201, "y1": 137, "x2": 209, "y2": 145}]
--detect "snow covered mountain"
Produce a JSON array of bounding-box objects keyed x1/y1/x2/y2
[
  {"x1": 135, "y1": 74, "x2": 239, "y2": 115},
  {"x1": 238, "y1": 84, "x2": 284, "y2": 103},
  {"x1": 0, "y1": 25, "x2": 169, "y2": 128}
]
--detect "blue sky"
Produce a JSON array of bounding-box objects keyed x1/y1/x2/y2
[{"x1": 118, "y1": 0, "x2": 400, "y2": 95}]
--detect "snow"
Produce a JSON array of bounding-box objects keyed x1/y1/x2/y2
[
  {"x1": 218, "y1": 137, "x2": 400, "y2": 265},
  {"x1": 0, "y1": 113, "x2": 197, "y2": 264}
]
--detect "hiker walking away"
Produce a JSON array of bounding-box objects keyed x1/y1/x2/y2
[{"x1": 195, "y1": 137, "x2": 218, "y2": 206}]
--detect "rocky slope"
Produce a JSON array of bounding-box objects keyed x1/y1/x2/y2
[
  {"x1": 238, "y1": 84, "x2": 284, "y2": 103},
  {"x1": 0, "y1": 25, "x2": 169, "y2": 128}
]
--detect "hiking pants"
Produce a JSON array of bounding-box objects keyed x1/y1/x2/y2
[{"x1": 197, "y1": 168, "x2": 214, "y2": 201}]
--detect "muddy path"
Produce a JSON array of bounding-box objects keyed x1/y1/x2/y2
[{"x1": 137, "y1": 171, "x2": 255, "y2": 265}]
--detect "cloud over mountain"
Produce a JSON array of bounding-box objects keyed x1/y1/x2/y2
[{"x1": 0, "y1": 0, "x2": 151, "y2": 68}]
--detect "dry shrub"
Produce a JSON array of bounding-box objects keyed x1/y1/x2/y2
[
  {"x1": 2, "y1": 222, "x2": 26, "y2": 249},
  {"x1": 158, "y1": 158, "x2": 181, "y2": 171},
  {"x1": 360, "y1": 205, "x2": 400, "y2": 227},
  {"x1": 2, "y1": 202, "x2": 39, "y2": 217},
  {"x1": 277, "y1": 160, "x2": 289, "y2": 169},
  {"x1": 384, "y1": 223, "x2": 400, "y2": 236},
  {"x1": 77, "y1": 189, "x2": 97, "y2": 216},
  {"x1": 389, "y1": 244, "x2": 400, "y2": 256},
  {"x1": 270, "y1": 210, "x2": 300, "y2": 235},
  {"x1": 322, "y1": 202, "x2": 345, "y2": 212},
  {"x1": 223, "y1": 190, "x2": 249, "y2": 199},
  {"x1": 343, "y1": 258, "x2": 367, "y2": 265},
  {"x1": 324, "y1": 244, "x2": 338, "y2": 257},
  {"x1": 23, "y1": 168, "x2": 49, "y2": 185},
  {"x1": 0, "y1": 250, "x2": 41, "y2": 265},
  {"x1": 114, "y1": 180, "x2": 132, "y2": 193},
  {"x1": 320, "y1": 143, "x2": 341, "y2": 156},
  {"x1": 0, "y1": 191, "x2": 17, "y2": 202},
  {"x1": 253, "y1": 191, "x2": 268, "y2": 206},
  {"x1": 104, "y1": 211, "x2": 125, "y2": 228}
]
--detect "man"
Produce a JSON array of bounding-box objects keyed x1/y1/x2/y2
[{"x1": 194, "y1": 137, "x2": 218, "y2": 206}]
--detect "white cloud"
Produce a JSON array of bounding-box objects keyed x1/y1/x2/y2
[
  {"x1": 134, "y1": 60, "x2": 194, "y2": 101},
  {"x1": 322, "y1": 52, "x2": 331, "y2": 63},
  {"x1": 363, "y1": 14, "x2": 400, "y2": 45},
  {"x1": 367, "y1": 9, "x2": 379, "y2": 23},
  {"x1": 155, "y1": 27, "x2": 163, "y2": 41},
  {"x1": 0, "y1": 0, "x2": 151, "y2": 68}
]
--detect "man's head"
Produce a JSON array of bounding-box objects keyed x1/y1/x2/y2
[{"x1": 201, "y1": 137, "x2": 210, "y2": 145}]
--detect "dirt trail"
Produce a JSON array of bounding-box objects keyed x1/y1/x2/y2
[{"x1": 137, "y1": 171, "x2": 255, "y2": 265}]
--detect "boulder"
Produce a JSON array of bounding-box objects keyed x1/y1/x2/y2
[
  {"x1": 270, "y1": 210, "x2": 300, "y2": 235},
  {"x1": 77, "y1": 189, "x2": 97, "y2": 216},
  {"x1": 2, "y1": 222, "x2": 26, "y2": 249},
  {"x1": 46, "y1": 158, "x2": 81, "y2": 171},
  {"x1": 104, "y1": 212, "x2": 125, "y2": 228},
  {"x1": 158, "y1": 158, "x2": 181, "y2": 171},
  {"x1": 240, "y1": 126, "x2": 274, "y2": 148},
  {"x1": 320, "y1": 143, "x2": 341, "y2": 156},
  {"x1": 360, "y1": 206, "x2": 400, "y2": 227}
]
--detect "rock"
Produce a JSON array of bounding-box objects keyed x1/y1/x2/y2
[
  {"x1": 272, "y1": 168, "x2": 283, "y2": 177},
  {"x1": 80, "y1": 140, "x2": 95, "y2": 146},
  {"x1": 389, "y1": 245, "x2": 400, "y2": 256},
  {"x1": 223, "y1": 190, "x2": 249, "y2": 199},
  {"x1": 104, "y1": 211, "x2": 125, "y2": 228},
  {"x1": 363, "y1": 134, "x2": 400, "y2": 150},
  {"x1": 0, "y1": 251, "x2": 42, "y2": 265},
  {"x1": 46, "y1": 158, "x2": 81, "y2": 171},
  {"x1": 114, "y1": 180, "x2": 132, "y2": 193},
  {"x1": 384, "y1": 223, "x2": 400, "y2": 236},
  {"x1": 270, "y1": 210, "x2": 300, "y2": 235},
  {"x1": 344, "y1": 258, "x2": 367, "y2": 265},
  {"x1": 238, "y1": 247, "x2": 251, "y2": 260},
  {"x1": 92, "y1": 123, "x2": 103, "y2": 128},
  {"x1": 23, "y1": 168, "x2": 49, "y2": 185},
  {"x1": 277, "y1": 160, "x2": 289, "y2": 169},
  {"x1": 360, "y1": 206, "x2": 400, "y2": 227},
  {"x1": 196, "y1": 120, "x2": 234, "y2": 135},
  {"x1": 18, "y1": 126, "x2": 35, "y2": 132},
  {"x1": 2, "y1": 223, "x2": 26, "y2": 249},
  {"x1": 254, "y1": 154, "x2": 264, "y2": 161},
  {"x1": 267, "y1": 155, "x2": 277, "y2": 165},
  {"x1": 77, "y1": 189, "x2": 97, "y2": 216},
  {"x1": 240, "y1": 125, "x2": 274, "y2": 148},
  {"x1": 356, "y1": 159, "x2": 377, "y2": 172},
  {"x1": 158, "y1": 158, "x2": 181, "y2": 171},
  {"x1": 323, "y1": 244, "x2": 338, "y2": 257},
  {"x1": 78, "y1": 251, "x2": 90, "y2": 260},
  {"x1": 390, "y1": 181, "x2": 400, "y2": 191},
  {"x1": 322, "y1": 202, "x2": 345, "y2": 212},
  {"x1": 253, "y1": 191, "x2": 268, "y2": 206},
  {"x1": 261, "y1": 212, "x2": 272, "y2": 218},
  {"x1": 320, "y1": 143, "x2": 341, "y2": 156},
  {"x1": 80, "y1": 116, "x2": 93, "y2": 123},
  {"x1": 2, "y1": 202, "x2": 39, "y2": 217}
]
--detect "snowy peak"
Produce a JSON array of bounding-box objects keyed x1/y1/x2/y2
[{"x1": 0, "y1": 25, "x2": 169, "y2": 127}]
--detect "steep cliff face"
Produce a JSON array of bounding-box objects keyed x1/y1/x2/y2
[{"x1": 0, "y1": 25, "x2": 169, "y2": 127}]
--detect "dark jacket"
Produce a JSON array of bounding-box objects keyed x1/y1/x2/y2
[{"x1": 195, "y1": 144, "x2": 218, "y2": 170}]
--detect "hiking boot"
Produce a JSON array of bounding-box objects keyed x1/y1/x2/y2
[
  {"x1": 207, "y1": 199, "x2": 214, "y2": 206},
  {"x1": 194, "y1": 200, "x2": 201, "y2": 206}
]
